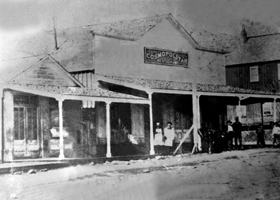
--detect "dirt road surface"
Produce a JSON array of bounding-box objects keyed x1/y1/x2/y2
[{"x1": 1, "y1": 148, "x2": 280, "y2": 200}]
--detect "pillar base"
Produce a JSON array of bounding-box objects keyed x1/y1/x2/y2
[
  {"x1": 106, "y1": 152, "x2": 112, "y2": 158},
  {"x1": 150, "y1": 149, "x2": 155, "y2": 155},
  {"x1": 59, "y1": 153, "x2": 65, "y2": 159},
  {"x1": 4, "y1": 149, "x2": 13, "y2": 162}
]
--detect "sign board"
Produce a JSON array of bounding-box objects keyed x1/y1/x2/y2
[
  {"x1": 144, "y1": 47, "x2": 188, "y2": 67},
  {"x1": 263, "y1": 102, "x2": 273, "y2": 117},
  {"x1": 249, "y1": 66, "x2": 259, "y2": 82},
  {"x1": 236, "y1": 105, "x2": 247, "y2": 118}
]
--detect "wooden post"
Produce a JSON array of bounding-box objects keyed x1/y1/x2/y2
[
  {"x1": 174, "y1": 125, "x2": 194, "y2": 155},
  {"x1": 3, "y1": 90, "x2": 14, "y2": 161},
  {"x1": 149, "y1": 93, "x2": 155, "y2": 155},
  {"x1": 260, "y1": 102, "x2": 264, "y2": 125},
  {"x1": 197, "y1": 95, "x2": 201, "y2": 129},
  {"x1": 106, "y1": 102, "x2": 112, "y2": 158},
  {"x1": 192, "y1": 83, "x2": 200, "y2": 153},
  {"x1": 39, "y1": 96, "x2": 51, "y2": 158},
  {"x1": 273, "y1": 98, "x2": 277, "y2": 123},
  {"x1": 58, "y1": 98, "x2": 65, "y2": 159},
  {"x1": 237, "y1": 97, "x2": 242, "y2": 123},
  {"x1": 0, "y1": 88, "x2": 3, "y2": 163}
]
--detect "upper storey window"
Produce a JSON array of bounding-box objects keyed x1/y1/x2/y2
[{"x1": 249, "y1": 66, "x2": 259, "y2": 82}]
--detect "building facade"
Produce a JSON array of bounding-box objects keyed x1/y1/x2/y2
[
  {"x1": 225, "y1": 25, "x2": 280, "y2": 126},
  {"x1": 1, "y1": 14, "x2": 279, "y2": 162}
]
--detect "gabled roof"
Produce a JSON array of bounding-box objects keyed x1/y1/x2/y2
[
  {"x1": 1, "y1": 14, "x2": 233, "y2": 78},
  {"x1": 87, "y1": 14, "x2": 229, "y2": 54},
  {"x1": 226, "y1": 34, "x2": 280, "y2": 66},
  {"x1": 9, "y1": 55, "x2": 83, "y2": 87}
]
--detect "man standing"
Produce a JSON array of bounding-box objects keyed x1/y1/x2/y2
[
  {"x1": 256, "y1": 123, "x2": 265, "y2": 147},
  {"x1": 232, "y1": 117, "x2": 243, "y2": 150},
  {"x1": 225, "y1": 120, "x2": 234, "y2": 151},
  {"x1": 272, "y1": 122, "x2": 280, "y2": 147}
]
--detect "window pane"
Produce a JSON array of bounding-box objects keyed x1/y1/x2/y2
[
  {"x1": 14, "y1": 108, "x2": 19, "y2": 140},
  {"x1": 250, "y1": 66, "x2": 259, "y2": 82},
  {"x1": 27, "y1": 107, "x2": 37, "y2": 140},
  {"x1": 19, "y1": 108, "x2": 24, "y2": 140},
  {"x1": 32, "y1": 108, "x2": 37, "y2": 140},
  {"x1": 27, "y1": 108, "x2": 32, "y2": 140}
]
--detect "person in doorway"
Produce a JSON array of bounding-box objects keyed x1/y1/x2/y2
[
  {"x1": 163, "y1": 122, "x2": 175, "y2": 153},
  {"x1": 225, "y1": 120, "x2": 234, "y2": 150},
  {"x1": 256, "y1": 123, "x2": 265, "y2": 147},
  {"x1": 232, "y1": 117, "x2": 243, "y2": 150},
  {"x1": 154, "y1": 122, "x2": 164, "y2": 154}
]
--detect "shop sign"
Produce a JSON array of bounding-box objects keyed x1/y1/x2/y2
[
  {"x1": 263, "y1": 102, "x2": 273, "y2": 117},
  {"x1": 144, "y1": 47, "x2": 188, "y2": 67}
]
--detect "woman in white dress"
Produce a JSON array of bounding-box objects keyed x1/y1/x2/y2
[{"x1": 154, "y1": 122, "x2": 164, "y2": 146}]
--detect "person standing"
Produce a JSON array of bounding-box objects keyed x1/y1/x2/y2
[
  {"x1": 272, "y1": 122, "x2": 280, "y2": 147},
  {"x1": 154, "y1": 122, "x2": 164, "y2": 145},
  {"x1": 225, "y1": 120, "x2": 234, "y2": 150},
  {"x1": 164, "y1": 122, "x2": 175, "y2": 153},
  {"x1": 256, "y1": 124, "x2": 265, "y2": 147},
  {"x1": 232, "y1": 117, "x2": 243, "y2": 150}
]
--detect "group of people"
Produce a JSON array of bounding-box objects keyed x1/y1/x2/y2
[
  {"x1": 153, "y1": 117, "x2": 280, "y2": 155},
  {"x1": 154, "y1": 121, "x2": 175, "y2": 153},
  {"x1": 225, "y1": 117, "x2": 243, "y2": 150}
]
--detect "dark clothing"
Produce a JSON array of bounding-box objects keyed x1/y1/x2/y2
[
  {"x1": 256, "y1": 127, "x2": 265, "y2": 147},
  {"x1": 232, "y1": 121, "x2": 243, "y2": 149}
]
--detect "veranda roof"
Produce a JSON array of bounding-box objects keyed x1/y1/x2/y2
[
  {"x1": 5, "y1": 83, "x2": 148, "y2": 102},
  {"x1": 100, "y1": 75, "x2": 280, "y2": 97}
]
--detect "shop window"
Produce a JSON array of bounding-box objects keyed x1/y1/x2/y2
[
  {"x1": 14, "y1": 107, "x2": 38, "y2": 140},
  {"x1": 249, "y1": 66, "x2": 259, "y2": 82}
]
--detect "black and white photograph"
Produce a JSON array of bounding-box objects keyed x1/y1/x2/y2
[{"x1": 1, "y1": 0, "x2": 280, "y2": 199}]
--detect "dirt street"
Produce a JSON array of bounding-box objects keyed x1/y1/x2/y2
[{"x1": 1, "y1": 148, "x2": 280, "y2": 200}]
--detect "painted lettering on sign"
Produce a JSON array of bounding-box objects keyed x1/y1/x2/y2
[{"x1": 144, "y1": 47, "x2": 188, "y2": 67}]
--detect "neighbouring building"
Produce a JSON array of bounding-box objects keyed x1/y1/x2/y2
[
  {"x1": 1, "y1": 14, "x2": 280, "y2": 162},
  {"x1": 225, "y1": 22, "x2": 280, "y2": 126}
]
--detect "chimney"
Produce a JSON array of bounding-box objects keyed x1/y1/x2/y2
[{"x1": 241, "y1": 24, "x2": 248, "y2": 43}]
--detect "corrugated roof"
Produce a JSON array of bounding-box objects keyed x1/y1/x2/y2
[
  {"x1": 103, "y1": 75, "x2": 280, "y2": 96},
  {"x1": 9, "y1": 83, "x2": 146, "y2": 100},
  {"x1": 190, "y1": 29, "x2": 240, "y2": 53},
  {"x1": 87, "y1": 15, "x2": 163, "y2": 41},
  {"x1": 1, "y1": 14, "x2": 233, "y2": 77},
  {"x1": 86, "y1": 14, "x2": 230, "y2": 53},
  {"x1": 104, "y1": 75, "x2": 192, "y2": 91},
  {"x1": 242, "y1": 19, "x2": 279, "y2": 38},
  {"x1": 197, "y1": 83, "x2": 278, "y2": 95},
  {"x1": 226, "y1": 34, "x2": 280, "y2": 65}
]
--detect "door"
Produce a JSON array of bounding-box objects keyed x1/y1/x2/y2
[{"x1": 14, "y1": 106, "x2": 39, "y2": 158}]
